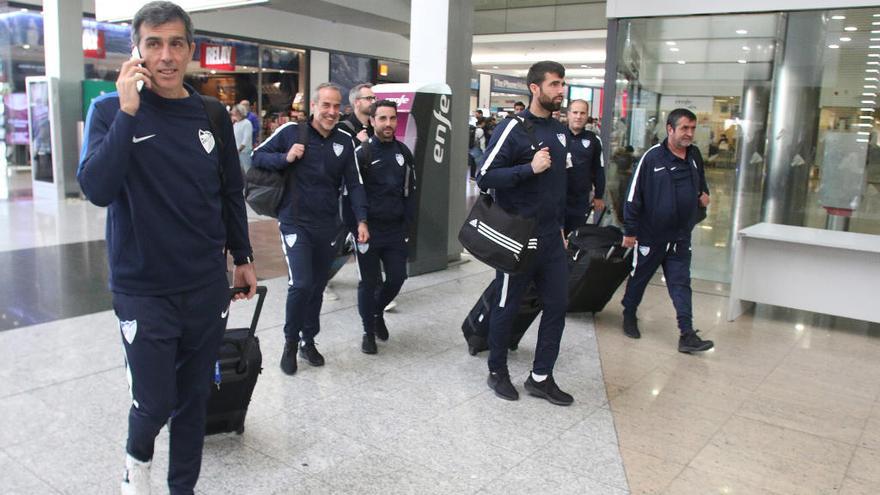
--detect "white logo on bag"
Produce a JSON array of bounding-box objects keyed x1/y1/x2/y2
[
  {"x1": 285, "y1": 234, "x2": 297, "y2": 247},
  {"x1": 221, "y1": 307, "x2": 229, "y2": 319},
  {"x1": 199, "y1": 129, "x2": 215, "y2": 154},
  {"x1": 639, "y1": 246, "x2": 650, "y2": 257},
  {"x1": 469, "y1": 219, "x2": 478, "y2": 228},
  {"x1": 333, "y1": 142, "x2": 344, "y2": 157},
  {"x1": 132, "y1": 134, "x2": 156, "y2": 144},
  {"x1": 582, "y1": 139, "x2": 590, "y2": 148},
  {"x1": 557, "y1": 133, "x2": 566, "y2": 147},
  {"x1": 396, "y1": 153, "x2": 404, "y2": 166},
  {"x1": 120, "y1": 320, "x2": 137, "y2": 344}
]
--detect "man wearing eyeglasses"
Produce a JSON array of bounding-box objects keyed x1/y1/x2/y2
[{"x1": 340, "y1": 83, "x2": 376, "y2": 143}]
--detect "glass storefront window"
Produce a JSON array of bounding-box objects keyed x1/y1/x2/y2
[{"x1": 609, "y1": 8, "x2": 880, "y2": 283}]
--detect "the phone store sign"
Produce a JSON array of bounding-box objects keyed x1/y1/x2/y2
[{"x1": 200, "y1": 44, "x2": 236, "y2": 71}]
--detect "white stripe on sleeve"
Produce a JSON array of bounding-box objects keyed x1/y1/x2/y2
[
  {"x1": 253, "y1": 122, "x2": 297, "y2": 152},
  {"x1": 479, "y1": 119, "x2": 519, "y2": 176}
]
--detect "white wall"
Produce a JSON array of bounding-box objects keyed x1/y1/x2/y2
[{"x1": 608, "y1": 0, "x2": 880, "y2": 18}]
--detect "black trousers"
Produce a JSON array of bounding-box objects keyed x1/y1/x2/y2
[
  {"x1": 354, "y1": 235, "x2": 408, "y2": 334},
  {"x1": 113, "y1": 277, "x2": 228, "y2": 495},
  {"x1": 622, "y1": 238, "x2": 694, "y2": 333}
]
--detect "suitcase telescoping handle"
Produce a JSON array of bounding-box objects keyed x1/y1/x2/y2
[
  {"x1": 225, "y1": 285, "x2": 267, "y2": 374},
  {"x1": 229, "y1": 285, "x2": 268, "y2": 338}
]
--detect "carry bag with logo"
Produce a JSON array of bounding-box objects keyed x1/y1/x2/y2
[
  {"x1": 458, "y1": 115, "x2": 540, "y2": 274},
  {"x1": 244, "y1": 122, "x2": 310, "y2": 217}
]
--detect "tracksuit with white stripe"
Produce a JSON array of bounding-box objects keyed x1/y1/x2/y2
[
  {"x1": 565, "y1": 128, "x2": 605, "y2": 234},
  {"x1": 78, "y1": 86, "x2": 253, "y2": 494},
  {"x1": 352, "y1": 137, "x2": 416, "y2": 335},
  {"x1": 477, "y1": 110, "x2": 569, "y2": 375},
  {"x1": 251, "y1": 120, "x2": 368, "y2": 345},
  {"x1": 622, "y1": 138, "x2": 709, "y2": 333}
]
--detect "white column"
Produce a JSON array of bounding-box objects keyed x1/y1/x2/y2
[
  {"x1": 410, "y1": 0, "x2": 474, "y2": 261},
  {"x1": 308, "y1": 49, "x2": 330, "y2": 108},
  {"x1": 478, "y1": 73, "x2": 491, "y2": 110},
  {"x1": 42, "y1": 0, "x2": 84, "y2": 198}
]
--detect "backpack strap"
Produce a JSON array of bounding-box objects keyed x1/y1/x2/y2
[
  {"x1": 198, "y1": 94, "x2": 230, "y2": 256},
  {"x1": 507, "y1": 115, "x2": 539, "y2": 151}
]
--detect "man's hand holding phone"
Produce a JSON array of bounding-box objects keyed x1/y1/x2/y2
[{"x1": 118, "y1": 47, "x2": 153, "y2": 116}]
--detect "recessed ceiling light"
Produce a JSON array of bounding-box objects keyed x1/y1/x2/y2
[
  {"x1": 736, "y1": 29, "x2": 748, "y2": 35},
  {"x1": 866, "y1": 77, "x2": 879, "y2": 81},
  {"x1": 737, "y1": 59, "x2": 747, "y2": 64},
  {"x1": 845, "y1": 26, "x2": 858, "y2": 31},
  {"x1": 857, "y1": 123, "x2": 873, "y2": 127},
  {"x1": 741, "y1": 46, "x2": 750, "y2": 51},
  {"x1": 22, "y1": 44, "x2": 30, "y2": 50},
  {"x1": 867, "y1": 69, "x2": 880, "y2": 73},
  {"x1": 864, "y1": 93, "x2": 877, "y2": 96},
  {"x1": 862, "y1": 100, "x2": 876, "y2": 104},
  {"x1": 870, "y1": 53, "x2": 880, "y2": 57},
  {"x1": 677, "y1": 60, "x2": 686, "y2": 64},
  {"x1": 860, "y1": 107, "x2": 875, "y2": 111},
  {"x1": 874, "y1": 21, "x2": 880, "y2": 25},
  {"x1": 492, "y1": 65, "x2": 499, "y2": 69},
  {"x1": 866, "y1": 85, "x2": 878, "y2": 88},
  {"x1": 829, "y1": 44, "x2": 840, "y2": 49},
  {"x1": 670, "y1": 47, "x2": 680, "y2": 52},
  {"x1": 874, "y1": 13, "x2": 880, "y2": 17},
  {"x1": 210, "y1": 70, "x2": 216, "y2": 74},
  {"x1": 840, "y1": 37, "x2": 852, "y2": 42},
  {"x1": 666, "y1": 41, "x2": 677, "y2": 46},
  {"x1": 871, "y1": 45, "x2": 880, "y2": 49},
  {"x1": 832, "y1": 15, "x2": 846, "y2": 20},
  {"x1": 868, "y1": 61, "x2": 880, "y2": 65}
]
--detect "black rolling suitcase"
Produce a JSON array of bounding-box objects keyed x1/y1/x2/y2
[
  {"x1": 567, "y1": 224, "x2": 633, "y2": 313},
  {"x1": 461, "y1": 278, "x2": 542, "y2": 356},
  {"x1": 205, "y1": 285, "x2": 266, "y2": 435}
]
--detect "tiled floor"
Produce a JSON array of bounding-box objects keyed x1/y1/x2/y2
[
  {"x1": 594, "y1": 278, "x2": 880, "y2": 494},
  {"x1": 2, "y1": 173, "x2": 880, "y2": 494}
]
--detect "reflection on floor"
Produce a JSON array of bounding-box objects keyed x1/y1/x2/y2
[
  {"x1": 0, "y1": 262, "x2": 628, "y2": 494},
  {"x1": 595, "y1": 279, "x2": 880, "y2": 495}
]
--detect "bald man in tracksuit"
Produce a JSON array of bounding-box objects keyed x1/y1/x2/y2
[
  {"x1": 565, "y1": 98, "x2": 606, "y2": 235},
  {"x1": 477, "y1": 60, "x2": 574, "y2": 406},
  {"x1": 252, "y1": 83, "x2": 369, "y2": 375},
  {"x1": 621, "y1": 108, "x2": 714, "y2": 353}
]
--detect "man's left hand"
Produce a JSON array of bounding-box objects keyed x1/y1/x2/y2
[
  {"x1": 357, "y1": 222, "x2": 370, "y2": 244},
  {"x1": 699, "y1": 192, "x2": 710, "y2": 207},
  {"x1": 232, "y1": 263, "x2": 257, "y2": 300},
  {"x1": 356, "y1": 130, "x2": 369, "y2": 143}
]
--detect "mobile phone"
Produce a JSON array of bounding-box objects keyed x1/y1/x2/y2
[{"x1": 131, "y1": 47, "x2": 144, "y2": 92}]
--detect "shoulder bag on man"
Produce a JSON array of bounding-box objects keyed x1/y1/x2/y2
[
  {"x1": 458, "y1": 115, "x2": 539, "y2": 275},
  {"x1": 244, "y1": 122, "x2": 309, "y2": 217}
]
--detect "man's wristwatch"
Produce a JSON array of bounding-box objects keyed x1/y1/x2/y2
[{"x1": 233, "y1": 254, "x2": 254, "y2": 266}]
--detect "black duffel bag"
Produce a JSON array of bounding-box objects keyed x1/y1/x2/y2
[
  {"x1": 245, "y1": 122, "x2": 309, "y2": 217},
  {"x1": 458, "y1": 192, "x2": 537, "y2": 274}
]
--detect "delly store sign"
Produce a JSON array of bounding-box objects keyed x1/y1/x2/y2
[{"x1": 200, "y1": 44, "x2": 236, "y2": 71}]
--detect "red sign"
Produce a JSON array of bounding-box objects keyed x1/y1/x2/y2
[
  {"x1": 200, "y1": 44, "x2": 236, "y2": 71},
  {"x1": 83, "y1": 29, "x2": 106, "y2": 59}
]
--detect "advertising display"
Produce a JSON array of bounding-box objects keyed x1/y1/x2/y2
[{"x1": 373, "y1": 83, "x2": 453, "y2": 275}]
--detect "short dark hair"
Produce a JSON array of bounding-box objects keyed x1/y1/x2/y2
[
  {"x1": 527, "y1": 61, "x2": 565, "y2": 88},
  {"x1": 131, "y1": 1, "x2": 194, "y2": 47},
  {"x1": 667, "y1": 108, "x2": 697, "y2": 130},
  {"x1": 513, "y1": 101, "x2": 526, "y2": 108},
  {"x1": 370, "y1": 99, "x2": 397, "y2": 117}
]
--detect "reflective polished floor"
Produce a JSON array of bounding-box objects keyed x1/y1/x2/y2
[{"x1": 2, "y1": 170, "x2": 879, "y2": 494}]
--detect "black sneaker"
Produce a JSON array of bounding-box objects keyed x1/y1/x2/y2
[
  {"x1": 374, "y1": 315, "x2": 389, "y2": 341},
  {"x1": 487, "y1": 371, "x2": 519, "y2": 401},
  {"x1": 299, "y1": 342, "x2": 325, "y2": 366},
  {"x1": 623, "y1": 313, "x2": 641, "y2": 339},
  {"x1": 524, "y1": 374, "x2": 574, "y2": 406},
  {"x1": 678, "y1": 330, "x2": 714, "y2": 353},
  {"x1": 361, "y1": 333, "x2": 377, "y2": 354},
  {"x1": 280, "y1": 341, "x2": 298, "y2": 376}
]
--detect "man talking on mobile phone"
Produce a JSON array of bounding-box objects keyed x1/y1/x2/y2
[{"x1": 77, "y1": 2, "x2": 256, "y2": 493}]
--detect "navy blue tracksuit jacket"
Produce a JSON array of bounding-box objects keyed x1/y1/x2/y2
[
  {"x1": 78, "y1": 85, "x2": 251, "y2": 493},
  {"x1": 622, "y1": 139, "x2": 709, "y2": 332},
  {"x1": 252, "y1": 120, "x2": 368, "y2": 344},
  {"x1": 565, "y1": 128, "x2": 605, "y2": 233},
  {"x1": 477, "y1": 110, "x2": 569, "y2": 375}
]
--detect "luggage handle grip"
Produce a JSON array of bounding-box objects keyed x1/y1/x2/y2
[{"x1": 226, "y1": 285, "x2": 268, "y2": 374}]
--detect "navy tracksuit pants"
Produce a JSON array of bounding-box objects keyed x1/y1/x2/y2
[
  {"x1": 354, "y1": 234, "x2": 408, "y2": 334},
  {"x1": 280, "y1": 223, "x2": 336, "y2": 344},
  {"x1": 112, "y1": 276, "x2": 229, "y2": 495},
  {"x1": 488, "y1": 233, "x2": 568, "y2": 375},
  {"x1": 621, "y1": 238, "x2": 694, "y2": 333}
]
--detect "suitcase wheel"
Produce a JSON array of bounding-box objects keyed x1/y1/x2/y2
[
  {"x1": 236, "y1": 424, "x2": 245, "y2": 435},
  {"x1": 508, "y1": 343, "x2": 518, "y2": 351},
  {"x1": 468, "y1": 344, "x2": 478, "y2": 356}
]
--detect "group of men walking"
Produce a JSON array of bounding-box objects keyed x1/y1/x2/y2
[{"x1": 76, "y1": 2, "x2": 714, "y2": 493}]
